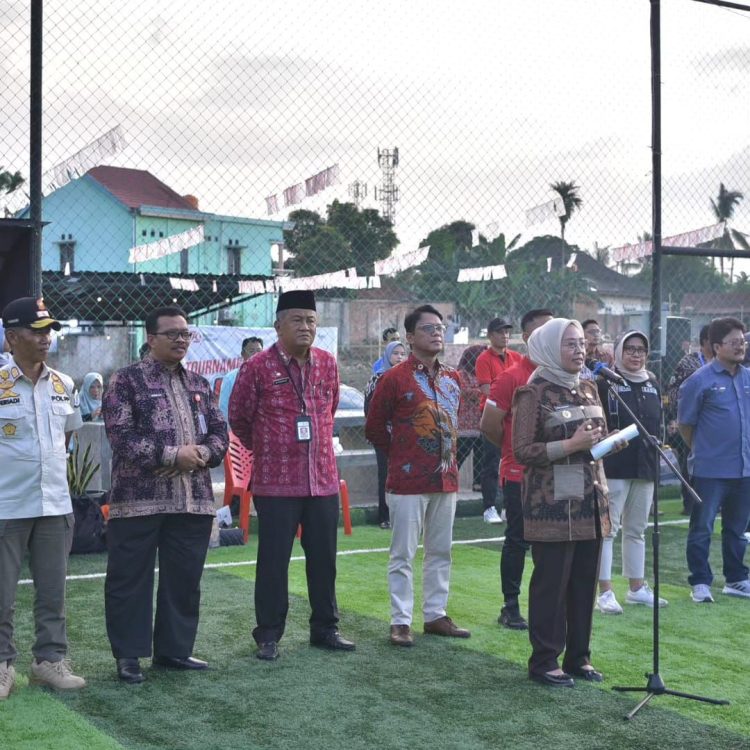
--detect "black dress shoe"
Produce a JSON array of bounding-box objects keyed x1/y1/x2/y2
[
  {"x1": 566, "y1": 666, "x2": 604, "y2": 682},
  {"x1": 498, "y1": 607, "x2": 528, "y2": 631},
  {"x1": 152, "y1": 655, "x2": 209, "y2": 670},
  {"x1": 529, "y1": 671, "x2": 574, "y2": 688},
  {"x1": 116, "y1": 658, "x2": 145, "y2": 684},
  {"x1": 256, "y1": 642, "x2": 279, "y2": 661},
  {"x1": 310, "y1": 631, "x2": 356, "y2": 651}
]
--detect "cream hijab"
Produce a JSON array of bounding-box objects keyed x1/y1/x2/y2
[
  {"x1": 613, "y1": 330, "x2": 650, "y2": 383},
  {"x1": 527, "y1": 318, "x2": 583, "y2": 389}
]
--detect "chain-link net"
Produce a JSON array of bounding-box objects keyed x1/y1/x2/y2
[{"x1": 2, "y1": 0, "x2": 750, "y2": 466}]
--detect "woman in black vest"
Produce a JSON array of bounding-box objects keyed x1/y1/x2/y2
[{"x1": 596, "y1": 330, "x2": 667, "y2": 614}]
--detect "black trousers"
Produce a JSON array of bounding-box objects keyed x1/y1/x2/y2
[
  {"x1": 252, "y1": 494, "x2": 339, "y2": 644},
  {"x1": 105, "y1": 513, "x2": 212, "y2": 659},
  {"x1": 500, "y1": 480, "x2": 530, "y2": 607},
  {"x1": 375, "y1": 448, "x2": 390, "y2": 524},
  {"x1": 527, "y1": 538, "x2": 601, "y2": 676}
]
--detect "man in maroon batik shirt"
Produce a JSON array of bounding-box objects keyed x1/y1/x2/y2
[
  {"x1": 481, "y1": 308, "x2": 553, "y2": 631},
  {"x1": 229, "y1": 290, "x2": 355, "y2": 661}
]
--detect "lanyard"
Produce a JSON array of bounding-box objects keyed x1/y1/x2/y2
[{"x1": 275, "y1": 344, "x2": 307, "y2": 415}]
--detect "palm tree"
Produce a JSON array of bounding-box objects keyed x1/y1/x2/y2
[
  {"x1": 710, "y1": 183, "x2": 749, "y2": 280},
  {"x1": 550, "y1": 181, "x2": 583, "y2": 243}
]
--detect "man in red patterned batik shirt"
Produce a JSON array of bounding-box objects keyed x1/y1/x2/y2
[
  {"x1": 229, "y1": 290, "x2": 354, "y2": 661},
  {"x1": 366, "y1": 304, "x2": 470, "y2": 647}
]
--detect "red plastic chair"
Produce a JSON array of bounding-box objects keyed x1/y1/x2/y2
[
  {"x1": 223, "y1": 430, "x2": 253, "y2": 543},
  {"x1": 297, "y1": 479, "x2": 353, "y2": 538}
]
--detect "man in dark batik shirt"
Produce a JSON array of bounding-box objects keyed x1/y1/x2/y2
[{"x1": 103, "y1": 305, "x2": 227, "y2": 684}]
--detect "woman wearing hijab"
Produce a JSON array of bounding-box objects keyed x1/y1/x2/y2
[
  {"x1": 364, "y1": 341, "x2": 407, "y2": 528},
  {"x1": 596, "y1": 330, "x2": 667, "y2": 614},
  {"x1": 512, "y1": 318, "x2": 619, "y2": 687},
  {"x1": 80, "y1": 372, "x2": 104, "y2": 422},
  {"x1": 456, "y1": 344, "x2": 486, "y2": 493}
]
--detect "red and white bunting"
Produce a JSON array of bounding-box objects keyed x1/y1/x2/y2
[
  {"x1": 129, "y1": 225, "x2": 205, "y2": 264},
  {"x1": 611, "y1": 222, "x2": 726, "y2": 263}
]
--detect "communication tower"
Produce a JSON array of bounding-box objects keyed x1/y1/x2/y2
[{"x1": 375, "y1": 147, "x2": 399, "y2": 223}]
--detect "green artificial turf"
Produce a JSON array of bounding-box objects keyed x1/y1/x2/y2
[{"x1": 1, "y1": 498, "x2": 749, "y2": 750}]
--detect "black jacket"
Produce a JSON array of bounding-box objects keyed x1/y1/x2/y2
[{"x1": 597, "y1": 374, "x2": 662, "y2": 481}]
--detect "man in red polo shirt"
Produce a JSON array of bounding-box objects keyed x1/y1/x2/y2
[
  {"x1": 481, "y1": 308, "x2": 553, "y2": 629},
  {"x1": 475, "y1": 317, "x2": 522, "y2": 523}
]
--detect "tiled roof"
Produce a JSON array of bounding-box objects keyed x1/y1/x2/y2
[{"x1": 87, "y1": 166, "x2": 195, "y2": 211}]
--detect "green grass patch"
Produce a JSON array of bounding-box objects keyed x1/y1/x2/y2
[{"x1": 2, "y1": 497, "x2": 748, "y2": 749}]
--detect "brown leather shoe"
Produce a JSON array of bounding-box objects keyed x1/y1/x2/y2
[
  {"x1": 389, "y1": 624, "x2": 414, "y2": 647},
  {"x1": 423, "y1": 616, "x2": 471, "y2": 638}
]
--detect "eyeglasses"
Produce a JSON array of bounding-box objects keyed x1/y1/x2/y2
[
  {"x1": 721, "y1": 338, "x2": 747, "y2": 348},
  {"x1": 417, "y1": 324, "x2": 447, "y2": 335},
  {"x1": 623, "y1": 345, "x2": 648, "y2": 355},
  {"x1": 153, "y1": 330, "x2": 194, "y2": 342},
  {"x1": 561, "y1": 340, "x2": 586, "y2": 352}
]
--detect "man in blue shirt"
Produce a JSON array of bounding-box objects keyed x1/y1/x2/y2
[
  {"x1": 678, "y1": 317, "x2": 750, "y2": 603},
  {"x1": 218, "y1": 337, "x2": 263, "y2": 419}
]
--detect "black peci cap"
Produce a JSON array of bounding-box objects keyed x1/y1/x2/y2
[{"x1": 276, "y1": 290, "x2": 316, "y2": 313}]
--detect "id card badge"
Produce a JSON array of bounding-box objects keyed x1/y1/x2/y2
[
  {"x1": 295, "y1": 415, "x2": 312, "y2": 443},
  {"x1": 198, "y1": 413, "x2": 208, "y2": 435}
]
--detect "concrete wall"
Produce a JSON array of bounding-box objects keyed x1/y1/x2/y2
[{"x1": 47, "y1": 327, "x2": 133, "y2": 384}]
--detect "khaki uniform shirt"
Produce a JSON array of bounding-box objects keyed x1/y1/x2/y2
[{"x1": 0, "y1": 356, "x2": 82, "y2": 519}]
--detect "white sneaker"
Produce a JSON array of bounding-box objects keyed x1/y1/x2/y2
[
  {"x1": 499, "y1": 509, "x2": 507, "y2": 523},
  {"x1": 30, "y1": 659, "x2": 86, "y2": 690},
  {"x1": 691, "y1": 584, "x2": 714, "y2": 603},
  {"x1": 722, "y1": 579, "x2": 750, "y2": 599},
  {"x1": 0, "y1": 661, "x2": 16, "y2": 700},
  {"x1": 626, "y1": 583, "x2": 668, "y2": 608},
  {"x1": 744, "y1": 532, "x2": 750, "y2": 543},
  {"x1": 483, "y1": 507, "x2": 502, "y2": 524},
  {"x1": 596, "y1": 589, "x2": 623, "y2": 614}
]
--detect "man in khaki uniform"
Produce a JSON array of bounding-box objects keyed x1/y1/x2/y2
[{"x1": 0, "y1": 297, "x2": 86, "y2": 699}]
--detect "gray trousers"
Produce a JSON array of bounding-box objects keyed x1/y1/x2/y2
[{"x1": 0, "y1": 514, "x2": 74, "y2": 665}]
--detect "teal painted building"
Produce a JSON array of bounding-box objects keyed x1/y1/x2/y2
[{"x1": 24, "y1": 165, "x2": 284, "y2": 327}]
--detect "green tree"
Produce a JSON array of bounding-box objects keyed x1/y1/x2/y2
[
  {"x1": 0, "y1": 168, "x2": 24, "y2": 195},
  {"x1": 500, "y1": 235, "x2": 594, "y2": 320},
  {"x1": 283, "y1": 202, "x2": 398, "y2": 278},
  {"x1": 326, "y1": 200, "x2": 397, "y2": 275},
  {"x1": 710, "y1": 183, "x2": 749, "y2": 280},
  {"x1": 283, "y1": 209, "x2": 324, "y2": 257},
  {"x1": 635, "y1": 254, "x2": 726, "y2": 310},
  {"x1": 292, "y1": 225, "x2": 349, "y2": 276}
]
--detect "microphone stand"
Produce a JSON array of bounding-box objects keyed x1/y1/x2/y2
[{"x1": 599, "y1": 378, "x2": 729, "y2": 719}]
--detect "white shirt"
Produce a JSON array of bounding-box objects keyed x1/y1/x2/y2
[{"x1": 0, "y1": 356, "x2": 83, "y2": 519}]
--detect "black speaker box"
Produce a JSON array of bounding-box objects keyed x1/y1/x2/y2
[{"x1": 0, "y1": 219, "x2": 33, "y2": 311}]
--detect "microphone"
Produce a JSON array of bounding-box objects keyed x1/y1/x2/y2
[{"x1": 592, "y1": 362, "x2": 626, "y2": 385}]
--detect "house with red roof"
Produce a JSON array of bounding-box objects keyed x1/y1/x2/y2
[{"x1": 22, "y1": 165, "x2": 286, "y2": 325}]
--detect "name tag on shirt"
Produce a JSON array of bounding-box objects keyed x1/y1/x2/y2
[
  {"x1": 295, "y1": 415, "x2": 312, "y2": 442},
  {"x1": 198, "y1": 413, "x2": 208, "y2": 435},
  {"x1": 273, "y1": 377, "x2": 290, "y2": 386}
]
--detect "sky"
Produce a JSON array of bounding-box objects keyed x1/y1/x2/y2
[{"x1": 2, "y1": 0, "x2": 750, "y2": 260}]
